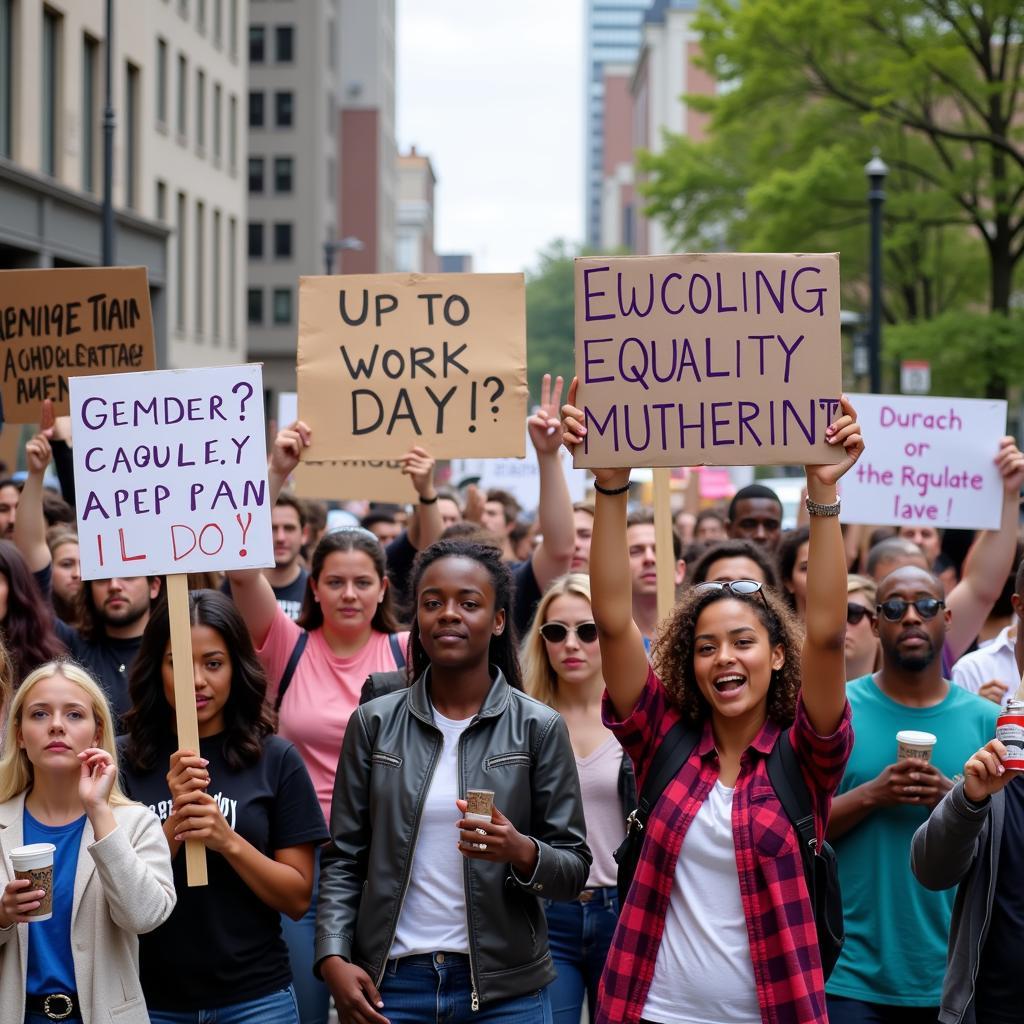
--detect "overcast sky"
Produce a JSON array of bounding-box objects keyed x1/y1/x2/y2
[{"x1": 396, "y1": 0, "x2": 585, "y2": 274}]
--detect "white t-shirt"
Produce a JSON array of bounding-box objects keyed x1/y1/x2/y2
[
  {"x1": 642, "y1": 781, "x2": 760, "y2": 1024},
  {"x1": 952, "y1": 623, "x2": 1018, "y2": 708},
  {"x1": 390, "y1": 708, "x2": 474, "y2": 957}
]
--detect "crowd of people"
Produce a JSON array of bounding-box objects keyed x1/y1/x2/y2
[{"x1": 0, "y1": 380, "x2": 1022, "y2": 1024}]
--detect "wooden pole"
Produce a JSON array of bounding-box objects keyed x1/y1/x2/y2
[
  {"x1": 653, "y1": 468, "x2": 676, "y2": 624},
  {"x1": 166, "y1": 574, "x2": 208, "y2": 887}
]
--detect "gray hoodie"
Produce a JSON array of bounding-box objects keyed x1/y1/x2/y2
[{"x1": 910, "y1": 779, "x2": 1009, "y2": 1024}]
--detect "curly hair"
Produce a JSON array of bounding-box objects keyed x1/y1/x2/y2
[
  {"x1": 408, "y1": 539, "x2": 522, "y2": 690},
  {"x1": 652, "y1": 585, "x2": 804, "y2": 729}
]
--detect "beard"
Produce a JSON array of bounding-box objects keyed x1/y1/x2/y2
[
  {"x1": 101, "y1": 599, "x2": 149, "y2": 630},
  {"x1": 890, "y1": 639, "x2": 937, "y2": 672}
]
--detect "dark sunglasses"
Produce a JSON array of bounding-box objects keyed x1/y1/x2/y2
[
  {"x1": 846, "y1": 603, "x2": 874, "y2": 626},
  {"x1": 694, "y1": 579, "x2": 768, "y2": 607},
  {"x1": 876, "y1": 597, "x2": 945, "y2": 622},
  {"x1": 539, "y1": 621, "x2": 599, "y2": 644}
]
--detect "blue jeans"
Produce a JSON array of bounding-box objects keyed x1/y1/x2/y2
[
  {"x1": 379, "y1": 952, "x2": 552, "y2": 1023},
  {"x1": 281, "y1": 847, "x2": 330, "y2": 1024},
  {"x1": 147, "y1": 986, "x2": 299, "y2": 1024},
  {"x1": 826, "y1": 996, "x2": 940, "y2": 1024},
  {"x1": 544, "y1": 887, "x2": 619, "y2": 1024}
]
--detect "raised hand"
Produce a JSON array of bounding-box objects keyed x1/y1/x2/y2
[
  {"x1": 269, "y1": 420, "x2": 312, "y2": 480},
  {"x1": 528, "y1": 373, "x2": 565, "y2": 456},
  {"x1": 561, "y1": 377, "x2": 629, "y2": 491},
  {"x1": 806, "y1": 394, "x2": 864, "y2": 489},
  {"x1": 994, "y1": 436, "x2": 1024, "y2": 496},
  {"x1": 78, "y1": 747, "x2": 117, "y2": 811},
  {"x1": 25, "y1": 400, "x2": 56, "y2": 476},
  {"x1": 400, "y1": 446, "x2": 437, "y2": 499}
]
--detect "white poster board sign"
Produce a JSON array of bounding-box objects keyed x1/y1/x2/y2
[
  {"x1": 450, "y1": 425, "x2": 588, "y2": 510},
  {"x1": 840, "y1": 393, "x2": 1007, "y2": 530},
  {"x1": 277, "y1": 390, "x2": 297, "y2": 429},
  {"x1": 71, "y1": 365, "x2": 274, "y2": 578}
]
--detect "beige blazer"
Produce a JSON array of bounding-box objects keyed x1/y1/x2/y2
[{"x1": 0, "y1": 792, "x2": 176, "y2": 1024}]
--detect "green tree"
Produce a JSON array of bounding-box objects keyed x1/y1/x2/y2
[{"x1": 525, "y1": 239, "x2": 579, "y2": 403}]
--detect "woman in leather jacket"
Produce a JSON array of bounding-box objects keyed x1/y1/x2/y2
[{"x1": 316, "y1": 539, "x2": 591, "y2": 1024}]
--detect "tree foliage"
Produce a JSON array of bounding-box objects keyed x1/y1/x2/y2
[{"x1": 525, "y1": 239, "x2": 580, "y2": 404}]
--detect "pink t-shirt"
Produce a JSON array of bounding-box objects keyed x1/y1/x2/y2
[{"x1": 257, "y1": 606, "x2": 409, "y2": 821}]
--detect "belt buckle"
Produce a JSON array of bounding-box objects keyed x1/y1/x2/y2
[
  {"x1": 43, "y1": 993, "x2": 74, "y2": 1021},
  {"x1": 577, "y1": 889, "x2": 594, "y2": 903}
]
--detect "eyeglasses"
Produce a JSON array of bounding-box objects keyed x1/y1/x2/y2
[
  {"x1": 694, "y1": 579, "x2": 768, "y2": 608},
  {"x1": 846, "y1": 603, "x2": 874, "y2": 626},
  {"x1": 876, "y1": 597, "x2": 945, "y2": 622},
  {"x1": 539, "y1": 621, "x2": 600, "y2": 644}
]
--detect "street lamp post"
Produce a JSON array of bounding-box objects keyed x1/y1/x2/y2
[
  {"x1": 101, "y1": 0, "x2": 116, "y2": 266},
  {"x1": 323, "y1": 236, "x2": 364, "y2": 275},
  {"x1": 865, "y1": 151, "x2": 888, "y2": 394}
]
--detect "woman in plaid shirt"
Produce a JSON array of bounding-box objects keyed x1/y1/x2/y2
[{"x1": 562, "y1": 386, "x2": 864, "y2": 1024}]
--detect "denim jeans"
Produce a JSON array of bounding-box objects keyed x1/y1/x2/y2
[
  {"x1": 147, "y1": 985, "x2": 299, "y2": 1024},
  {"x1": 826, "y1": 996, "x2": 940, "y2": 1024},
  {"x1": 544, "y1": 886, "x2": 619, "y2": 1024},
  {"x1": 281, "y1": 847, "x2": 330, "y2": 1024},
  {"x1": 379, "y1": 952, "x2": 552, "y2": 1024}
]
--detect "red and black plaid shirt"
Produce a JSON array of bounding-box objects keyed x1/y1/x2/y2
[{"x1": 597, "y1": 667, "x2": 852, "y2": 1024}]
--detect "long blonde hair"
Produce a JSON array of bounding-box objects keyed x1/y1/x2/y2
[
  {"x1": 521, "y1": 573, "x2": 596, "y2": 708},
  {"x1": 0, "y1": 661, "x2": 133, "y2": 805}
]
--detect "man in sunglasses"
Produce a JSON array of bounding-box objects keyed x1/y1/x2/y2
[{"x1": 824, "y1": 566, "x2": 1000, "y2": 1024}]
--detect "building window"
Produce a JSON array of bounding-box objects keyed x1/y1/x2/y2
[
  {"x1": 176, "y1": 54, "x2": 187, "y2": 139},
  {"x1": 327, "y1": 157, "x2": 335, "y2": 199},
  {"x1": 228, "y1": 94, "x2": 237, "y2": 170},
  {"x1": 248, "y1": 156, "x2": 264, "y2": 193},
  {"x1": 273, "y1": 288, "x2": 292, "y2": 325},
  {"x1": 273, "y1": 156, "x2": 293, "y2": 193},
  {"x1": 275, "y1": 25, "x2": 294, "y2": 62},
  {"x1": 248, "y1": 90, "x2": 264, "y2": 128},
  {"x1": 248, "y1": 221, "x2": 263, "y2": 259},
  {"x1": 196, "y1": 69, "x2": 206, "y2": 152},
  {"x1": 176, "y1": 192, "x2": 187, "y2": 330},
  {"x1": 229, "y1": 0, "x2": 238, "y2": 57},
  {"x1": 229, "y1": 217, "x2": 237, "y2": 344},
  {"x1": 327, "y1": 18, "x2": 336, "y2": 70},
  {"x1": 273, "y1": 222, "x2": 292, "y2": 259},
  {"x1": 41, "y1": 8, "x2": 61, "y2": 176},
  {"x1": 274, "y1": 91, "x2": 293, "y2": 128},
  {"x1": 212, "y1": 209, "x2": 221, "y2": 342},
  {"x1": 249, "y1": 24, "x2": 265, "y2": 63},
  {"x1": 326, "y1": 92, "x2": 335, "y2": 135},
  {"x1": 0, "y1": 0, "x2": 12, "y2": 157},
  {"x1": 125, "y1": 63, "x2": 139, "y2": 208},
  {"x1": 82, "y1": 36, "x2": 98, "y2": 192},
  {"x1": 155, "y1": 38, "x2": 168, "y2": 127},
  {"x1": 156, "y1": 180, "x2": 167, "y2": 221},
  {"x1": 178, "y1": 0, "x2": 188, "y2": 17},
  {"x1": 213, "y1": 82, "x2": 222, "y2": 161},
  {"x1": 213, "y1": 0, "x2": 222, "y2": 47},
  {"x1": 195, "y1": 201, "x2": 205, "y2": 334},
  {"x1": 247, "y1": 287, "x2": 263, "y2": 325},
  {"x1": 197, "y1": 0, "x2": 206, "y2": 33}
]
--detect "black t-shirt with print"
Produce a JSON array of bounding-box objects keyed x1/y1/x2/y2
[{"x1": 118, "y1": 733, "x2": 328, "y2": 1010}]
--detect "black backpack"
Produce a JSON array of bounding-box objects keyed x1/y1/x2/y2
[{"x1": 613, "y1": 720, "x2": 845, "y2": 979}]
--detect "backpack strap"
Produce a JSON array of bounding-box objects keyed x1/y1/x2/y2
[
  {"x1": 388, "y1": 632, "x2": 406, "y2": 669},
  {"x1": 628, "y1": 718, "x2": 700, "y2": 837},
  {"x1": 766, "y1": 727, "x2": 818, "y2": 862},
  {"x1": 275, "y1": 630, "x2": 309, "y2": 713}
]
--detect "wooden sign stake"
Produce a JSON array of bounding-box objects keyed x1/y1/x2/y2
[
  {"x1": 653, "y1": 468, "x2": 676, "y2": 624},
  {"x1": 166, "y1": 573, "x2": 208, "y2": 887}
]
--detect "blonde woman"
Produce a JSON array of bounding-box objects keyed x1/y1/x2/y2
[
  {"x1": 0, "y1": 662, "x2": 175, "y2": 1024},
  {"x1": 522, "y1": 573, "x2": 632, "y2": 1024},
  {"x1": 845, "y1": 575, "x2": 881, "y2": 681}
]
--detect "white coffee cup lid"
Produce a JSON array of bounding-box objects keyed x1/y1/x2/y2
[
  {"x1": 9, "y1": 843, "x2": 56, "y2": 869},
  {"x1": 897, "y1": 730, "x2": 937, "y2": 746}
]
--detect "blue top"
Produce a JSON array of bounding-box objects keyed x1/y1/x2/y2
[{"x1": 23, "y1": 809, "x2": 86, "y2": 997}]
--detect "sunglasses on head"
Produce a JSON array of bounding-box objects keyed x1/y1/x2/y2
[
  {"x1": 876, "y1": 597, "x2": 945, "y2": 622},
  {"x1": 539, "y1": 621, "x2": 599, "y2": 645},
  {"x1": 846, "y1": 603, "x2": 874, "y2": 626},
  {"x1": 694, "y1": 579, "x2": 768, "y2": 607}
]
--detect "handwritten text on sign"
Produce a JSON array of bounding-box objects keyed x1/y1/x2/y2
[
  {"x1": 297, "y1": 273, "x2": 528, "y2": 460},
  {"x1": 839, "y1": 394, "x2": 1006, "y2": 530},
  {"x1": 0, "y1": 266, "x2": 156, "y2": 422},
  {"x1": 71, "y1": 365, "x2": 274, "y2": 579},
  {"x1": 572, "y1": 253, "x2": 844, "y2": 469}
]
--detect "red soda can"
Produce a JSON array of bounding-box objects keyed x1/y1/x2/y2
[{"x1": 996, "y1": 699, "x2": 1024, "y2": 771}]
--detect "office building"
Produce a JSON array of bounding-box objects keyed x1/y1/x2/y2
[{"x1": 395, "y1": 146, "x2": 438, "y2": 274}]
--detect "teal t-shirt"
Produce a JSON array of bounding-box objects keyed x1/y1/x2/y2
[{"x1": 826, "y1": 674, "x2": 999, "y2": 1006}]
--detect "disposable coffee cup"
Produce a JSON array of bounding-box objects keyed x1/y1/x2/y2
[
  {"x1": 466, "y1": 789, "x2": 494, "y2": 850},
  {"x1": 9, "y1": 843, "x2": 55, "y2": 922},
  {"x1": 897, "y1": 730, "x2": 937, "y2": 764}
]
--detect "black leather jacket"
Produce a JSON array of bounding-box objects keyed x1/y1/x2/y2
[{"x1": 315, "y1": 668, "x2": 592, "y2": 1008}]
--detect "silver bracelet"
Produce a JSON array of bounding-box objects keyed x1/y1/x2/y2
[{"x1": 805, "y1": 497, "x2": 841, "y2": 517}]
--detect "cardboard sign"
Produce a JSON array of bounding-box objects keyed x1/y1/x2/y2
[
  {"x1": 297, "y1": 273, "x2": 528, "y2": 460},
  {"x1": 0, "y1": 266, "x2": 156, "y2": 422},
  {"x1": 572, "y1": 253, "x2": 844, "y2": 469},
  {"x1": 71, "y1": 364, "x2": 274, "y2": 578},
  {"x1": 840, "y1": 394, "x2": 1007, "y2": 530},
  {"x1": 293, "y1": 459, "x2": 416, "y2": 504}
]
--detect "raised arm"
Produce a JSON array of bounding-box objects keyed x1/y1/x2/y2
[
  {"x1": 529, "y1": 375, "x2": 574, "y2": 591},
  {"x1": 562, "y1": 378, "x2": 649, "y2": 720},
  {"x1": 945, "y1": 436, "x2": 1024, "y2": 660},
  {"x1": 13, "y1": 404, "x2": 55, "y2": 573},
  {"x1": 800, "y1": 396, "x2": 865, "y2": 734},
  {"x1": 402, "y1": 446, "x2": 442, "y2": 551}
]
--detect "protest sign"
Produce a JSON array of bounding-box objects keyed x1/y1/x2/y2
[
  {"x1": 572, "y1": 253, "x2": 844, "y2": 469},
  {"x1": 71, "y1": 364, "x2": 274, "y2": 579},
  {"x1": 839, "y1": 394, "x2": 1007, "y2": 530},
  {"x1": 277, "y1": 390, "x2": 297, "y2": 430},
  {"x1": 297, "y1": 273, "x2": 528, "y2": 460},
  {"x1": 0, "y1": 266, "x2": 156, "y2": 422},
  {"x1": 294, "y1": 459, "x2": 415, "y2": 504}
]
